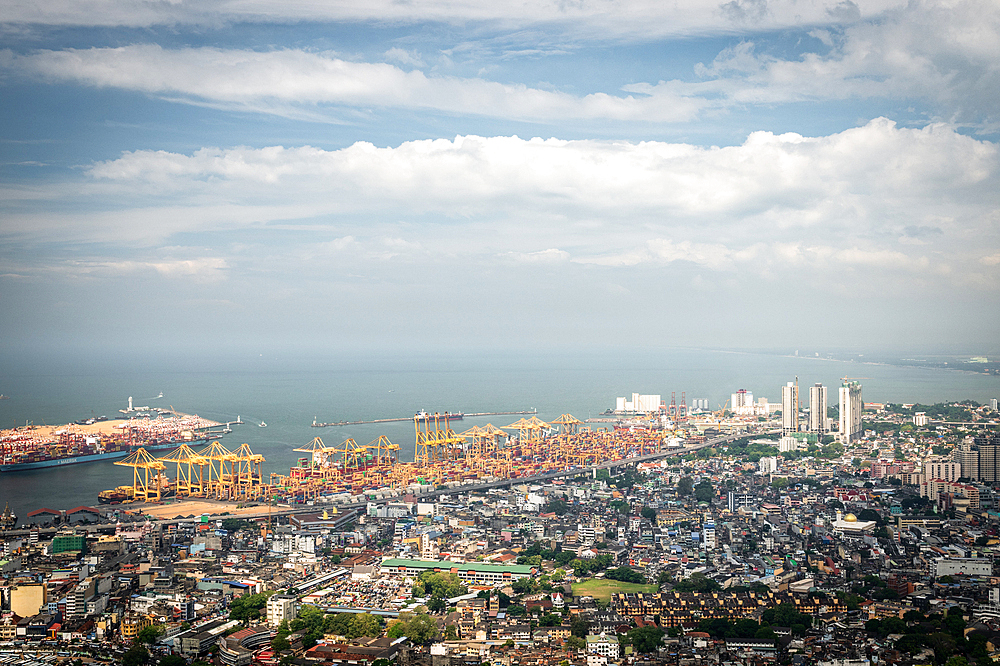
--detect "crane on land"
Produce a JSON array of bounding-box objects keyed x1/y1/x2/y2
[{"x1": 715, "y1": 399, "x2": 729, "y2": 419}]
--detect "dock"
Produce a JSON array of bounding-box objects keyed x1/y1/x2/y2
[{"x1": 311, "y1": 409, "x2": 537, "y2": 428}]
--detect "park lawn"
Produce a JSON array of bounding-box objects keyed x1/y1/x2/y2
[{"x1": 572, "y1": 578, "x2": 658, "y2": 602}]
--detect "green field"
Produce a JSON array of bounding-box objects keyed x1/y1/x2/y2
[{"x1": 571, "y1": 578, "x2": 658, "y2": 602}]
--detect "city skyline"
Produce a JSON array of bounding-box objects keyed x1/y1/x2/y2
[{"x1": 1, "y1": 1, "x2": 998, "y2": 356}]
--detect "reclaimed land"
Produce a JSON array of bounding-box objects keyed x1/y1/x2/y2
[{"x1": 571, "y1": 578, "x2": 657, "y2": 602}]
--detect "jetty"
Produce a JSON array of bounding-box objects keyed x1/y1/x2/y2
[{"x1": 311, "y1": 409, "x2": 537, "y2": 428}]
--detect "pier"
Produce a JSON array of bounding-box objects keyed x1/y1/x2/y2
[{"x1": 311, "y1": 409, "x2": 537, "y2": 428}]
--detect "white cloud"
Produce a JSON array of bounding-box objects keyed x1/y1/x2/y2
[
  {"x1": 2, "y1": 45, "x2": 707, "y2": 123},
  {"x1": 6, "y1": 0, "x2": 996, "y2": 127},
  {"x1": 384, "y1": 48, "x2": 425, "y2": 68},
  {"x1": 2, "y1": 119, "x2": 996, "y2": 293},
  {"x1": 693, "y1": 0, "x2": 1000, "y2": 124},
  {"x1": 52, "y1": 257, "x2": 229, "y2": 280},
  {"x1": 508, "y1": 248, "x2": 571, "y2": 263},
  {"x1": 0, "y1": 0, "x2": 908, "y2": 37}
]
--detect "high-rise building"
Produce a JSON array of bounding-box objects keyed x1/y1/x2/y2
[
  {"x1": 977, "y1": 436, "x2": 1000, "y2": 483},
  {"x1": 732, "y1": 389, "x2": 754, "y2": 415},
  {"x1": 838, "y1": 381, "x2": 863, "y2": 443},
  {"x1": 808, "y1": 383, "x2": 828, "y2": 435},
  {"x1": 781, "y1": 382, "x2": 797, "y2": 435},
  {"x1": 953, "y1": 442, "x2": 979, "y2": 481}
]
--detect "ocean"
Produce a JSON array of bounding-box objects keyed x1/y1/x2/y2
[{"x1": 1, "y1": 347, "x2": 998, "y2": 522}]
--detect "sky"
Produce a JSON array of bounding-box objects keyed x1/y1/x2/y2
[{"x1": 1, "y1": 0, "x2": 999, "y2": 358}]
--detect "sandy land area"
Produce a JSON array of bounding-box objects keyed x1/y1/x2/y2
[
  {"x1": 130, "y1": 499, "x2": 272, "y2": 520},
  {"x1": 1, "y1": 419, "x2": 131, "y2": 439}
]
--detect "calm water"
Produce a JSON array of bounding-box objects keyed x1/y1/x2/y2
[{"x1": 1, "y1": 348, "x2": 998, "y2": 520}]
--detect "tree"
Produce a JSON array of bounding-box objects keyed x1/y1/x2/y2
[
  {"x1": 539, "y1": 613, "x2": 561, "y2": 627},
  {"x1": 415, "y1": 572, "x2": 467, "y2": 599},
  {"x1": 677, "y1": 477, "x2": 694, "y2": 496},
  {"x1": 570, "y1": 613, "x2": 590, "y2": 638},
  {"x1": 546, "y1": 498, "x2": 569, "y2": 515},
  {"x1": 605, "y1": 566, "x2": 646, "y2": 584},
  {"x1": 673, "y1": 573, "x2": 720, "y2": 593},
  {"x1": 694, "y1": 481, "x2": 714, "y2": 503},
  {"x1": 387, "y1": 610, "x2": 439, "y2": 644},
  {"x1": 565, "y1": 636, "x2": 586, "y2": 650},
  {"x1": 271, "y1": 635, "x2": 291, "y2": 652},
  {"x1": 609, "y1": 500, "x2": 630, "y2": 515},
  {"x1": 444, "y1": 625, "x2": 458, "y2": 640},
  {"x1": 626, "y1": 626, "x2": 665, "y2": 653},
  {"x1": 159, "y1": 657, "x2": 187, "y2": 666},
  {"x1": 136, "y1": 624, "x2": 164, "y2": 645},
  {"x1": 348, "y1": 613, "x2": 382, "y2": 639},
  {"x1": 229, "y1": 591, "x2": 275, "y2": 623},
  {"x1": 122, "y1": 644, "x2": 149, "y2": 666}
]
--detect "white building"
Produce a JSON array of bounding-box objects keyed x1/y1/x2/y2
[
  {"x1": 809, "y1": 384, "x2": 828, "y2": 435},
  {"x1": 732, "y1": 389, "x2": 754, "y2": 414},
  {"x1": 924, "y1": 461, "x2": 961, "y2": 484},
  {"x1": 266, "y1": 594, "x2": 299, "y2": 628},
  {"x1": 914, "y1": 412, "x2": 928, "y2": 426},
  {"x1": 702, "y1": 521, "x2": 716, "y2": 550},
  {"x1": 839, "y1": 381, "x2": 863, "y2": 444},
  {"x1": 586, "y1": 633, "x2": 620, "y2": 659},
  {"x1": 778, "y1": 436, "x2": 799, "y2": 453},
  {"x1": 759, "y1": 456, "x2": 779, "y2": 475},
  {"x1": 637, "y1": 394, "x2": 661, "y2": 413},
  {"x1": 615, "y1": 393, "x2": 661, "y2": 414},
  {"x1": 934, "y1": 558, "x2": 993, "y2": 577},
  {"x1": 781, "y1": 382, "x2": 798, "y2": 435}
]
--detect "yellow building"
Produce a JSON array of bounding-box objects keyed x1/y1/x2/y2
[
  {"x1": 121, "y1": 613, "x2": 154, "y2": 641},
  {"x1": 11, "y1": 584, "x2": 47, "y2": 618}
]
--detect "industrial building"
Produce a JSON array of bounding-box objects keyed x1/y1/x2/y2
[{"x1": 614, "y1": 393, "x2": 661, "y2": 414}]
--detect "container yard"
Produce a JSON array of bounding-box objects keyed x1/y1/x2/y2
[
  {"x1": 0, "y1": 412, "x2": 221, "y2": 472},
  {"x1": 98, "y1": 411, "x2": 699, "y2": 508}
]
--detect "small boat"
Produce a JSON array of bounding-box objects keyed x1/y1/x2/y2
[{"x1": 259, "y1": 421, "x2": 267, "y2": 428}]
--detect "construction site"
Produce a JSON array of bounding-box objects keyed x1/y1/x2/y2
[{"x1": 98, "y1": 411, "x2": 695, "y2": 507}]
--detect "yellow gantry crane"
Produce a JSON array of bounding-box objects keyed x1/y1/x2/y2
[
  {"x1": 115, "y1": 448, "x2": 166, "y2": 502},
  {"x1": 551, "y1": 414, "x2": 583, "y2": 435},
  {"x1": 158, "y1": 443, "x2": 208, "y2": 497}
]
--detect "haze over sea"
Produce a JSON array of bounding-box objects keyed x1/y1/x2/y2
[{"x1": 1, "y1": 348, "x2": 998, "y2": 522}]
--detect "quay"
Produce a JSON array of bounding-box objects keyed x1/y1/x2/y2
[
  {"x1": 0, "y1": 430, "x2": 756, "y2": 535},
  {"x1": 311, "y1": 409, "x2": 537, "y2": 428}
]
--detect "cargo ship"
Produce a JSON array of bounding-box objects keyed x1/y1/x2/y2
[{"x1": 0, "y1": 434, "x2": 215, "y2": 473}]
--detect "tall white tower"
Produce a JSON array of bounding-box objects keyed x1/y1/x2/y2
[
  {"x1": 781, "y1": 382, "x2": 797, "y2": 435},
  {"x1": 128, "y1": 396, "x2": 133, "y2": 411},
  {"x1": 809, "y1": 384, "x2": 828, "y2": 435},
  {"x1": 839, "y1": 381, "x2": 863, "y2": 443}
]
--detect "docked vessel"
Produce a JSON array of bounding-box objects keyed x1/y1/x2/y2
[
  {"x1": 414, "y1": 410, "x2": 464, "y2": 422},
  {"x1": 0, "y1": 433, "x2": 215, "y2": 472}
]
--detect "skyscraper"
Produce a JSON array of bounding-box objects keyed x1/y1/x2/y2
[
  {"x1": 781, "y1": 381, "x2": 797, "y2": 435},
  {"x1": 838, "y1": 381, "x2": 863, "y2": 444},
  {"x1": 809, "y1": 383, "x2": 828, "y2": 436}
]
